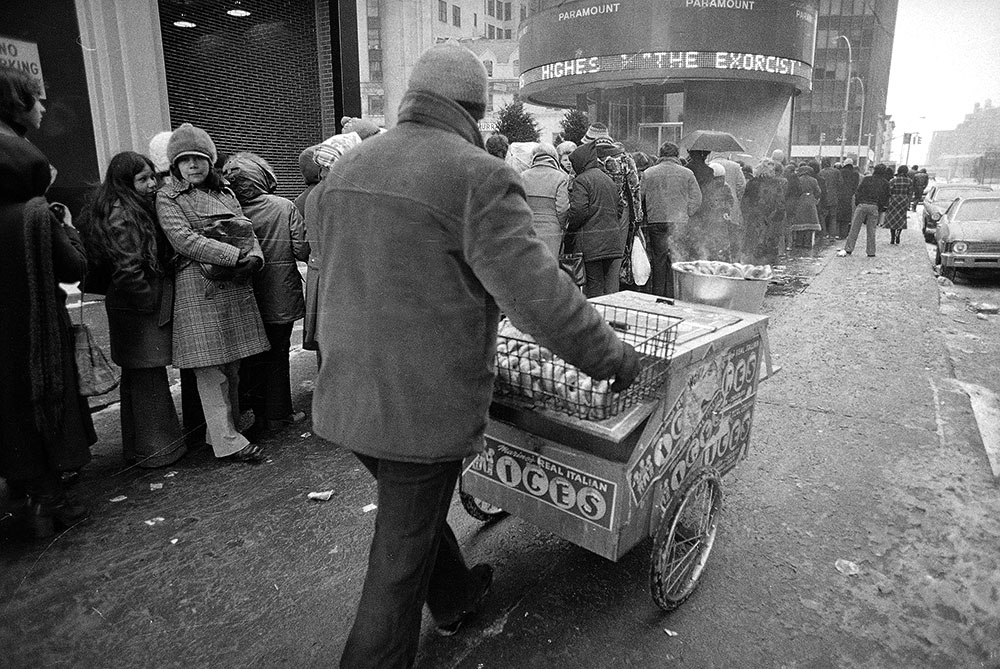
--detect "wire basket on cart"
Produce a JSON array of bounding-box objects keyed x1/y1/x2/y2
[{"x1": 494, "y1": 305, "x2": 682, "y2": 421}]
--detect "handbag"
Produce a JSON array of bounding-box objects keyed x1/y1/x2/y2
[
  {"x1": 630, "y1": 226, "x2": 651, "y2": 286},
  {"x1": 71, "y1": 299, "x2": 120, "y2": 397},
  {"x1": 558, "y1": 240, "x2": 586, "y2": 287}
]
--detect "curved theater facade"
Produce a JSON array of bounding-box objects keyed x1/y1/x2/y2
[{"x1": 518, "y1": 0, "x2": 818, "y2": 157}]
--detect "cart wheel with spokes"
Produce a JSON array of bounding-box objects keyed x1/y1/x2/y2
[
  {"x1": 649, "y1": 467, "x2": 723, "y2": 611},
  {"x1": 459, "y1": 481, "x2": 509, "y2": 522}
]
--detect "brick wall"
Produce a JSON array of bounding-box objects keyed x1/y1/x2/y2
[{"x1": 158, "y1": 0, "x2": 322, "y2": 199}]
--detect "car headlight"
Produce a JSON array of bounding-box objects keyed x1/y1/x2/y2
[
  {"x1": 931, "y1": 212, "x2": 941, "y2": 221},
  {"x1": 952, "y1": 241, "x2": 969, "y2": 253}
]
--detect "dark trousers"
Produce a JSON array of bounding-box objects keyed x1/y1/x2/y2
[
  {"x1": 180, "y1": 368, "x2": 206, "y2": 448},
  {"x1": 120, "y1": 367, "x2": 186, "y2": 468},
  {"x1": 240, "y1": 322, "x2": 294, "y2": 422},
  {"x1": 644, "y1": 222, "x2": 674, "y2": 298},
  {"x1": 819, "y1": 204, "x2": 837, "y2": 236},
  {"x1": 583, "y1": 258, "x2": 621, "y2": 298},
  {"x1": 340, "y1": 454, "x2": 479, "y2": 669}
]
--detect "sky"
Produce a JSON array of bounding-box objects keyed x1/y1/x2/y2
[{"x1": 884, "y1": 0, "x2": 1000, "y2": 164}]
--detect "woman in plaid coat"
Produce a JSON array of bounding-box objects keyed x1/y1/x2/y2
[
  {"x1": 882, "y1": 165, "x2": 912, "y2": 245},
  {"x1": 156, "y1": 124, "x2": 270, "y2": 463}
]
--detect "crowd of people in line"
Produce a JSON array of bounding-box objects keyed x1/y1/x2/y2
[{"x1": 0, "y1": 42, "x2": 935, "y2": 666}]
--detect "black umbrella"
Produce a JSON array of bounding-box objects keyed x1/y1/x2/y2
[{"x1": 679, "y1": 130, "x2": 747, "y2": 153}]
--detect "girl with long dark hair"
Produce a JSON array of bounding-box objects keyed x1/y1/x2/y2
[{"x1": 83, "y1": 151, "x2": 187, "y2": 468}]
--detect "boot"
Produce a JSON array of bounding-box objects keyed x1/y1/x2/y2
[{"x1": 25, "y1": 496, "x2": 89, "y2": 539}]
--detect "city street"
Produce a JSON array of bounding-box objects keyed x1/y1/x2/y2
[{"x1": 2, "y1": 212, "x2": 999, "y2": 668}]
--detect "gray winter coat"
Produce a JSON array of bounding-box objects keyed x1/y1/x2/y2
[
  {"x1": 640, "y1": 157, "x2": 702, "y2": 224},
  {"x1": 239, "y1": 194, "x2": 309, "y2": 324}
]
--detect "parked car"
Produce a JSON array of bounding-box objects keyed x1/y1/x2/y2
[
  {"x1": 922, "y1": 184, "x2": 993, "y2": 241},
  {"x1": 935, "y1": 196, "x2": 1000, "y2": 280}
]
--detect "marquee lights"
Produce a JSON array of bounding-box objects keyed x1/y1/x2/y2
[{"x1": 520, "y1": 49, "x2": 812, "y2": 87}]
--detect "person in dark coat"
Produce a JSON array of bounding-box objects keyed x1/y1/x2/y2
[
  {"x1": 837, "y1": 159, "x2": 861, "y2": 239},
  {"x1": 567, "y1": 141, "x2": 624, "y2": 297},
  {"x1": 685, "y1": 149, "x2": 714, "y2": 189},
  {"x1": 81, "y1": 151, "x2": 187, "y2": 468},
  {"x1": 312, "y1": 42, "x2": 641, "y2": 667},
  {"x1": 156, "y1": 124, "x2": 271, "y2": 464},
  {"x1": 790, "y1": 163, "x2": 822, "y2": 247},
  {"x1": 817, "y1": 157, "x2": 843, "y2": 239},
  {"x1": 677, "y1": 162, "x2": 737, "y2": 262},
  {"x1": 882, "y1": 164, "x2": 912, "y2": 245},
  {"x1": 223, "y1": 152, "x2": 310, "y2": 438},
  {"x1": 838, "y1": 163, "x2": 891, "y2": 257},
  {"x1": 741, "y1": 158, "x2": 788, "y2": 264},
  {"x1": 911, "y1": 167, "x2": 929, "y2": 211},
  {"x1": 0, "y1": 135, "x2": 95, "y2": 538}
]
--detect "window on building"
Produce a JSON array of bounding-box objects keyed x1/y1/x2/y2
[
  {"x1": 366, "y1": 0, "x2": 379, "y2": 17},
  {"x1": 483, "y1": 60, "x2": 494, "y2": 77},
  {"x1": 368, "y1": 95, "x2": 384, "y2": 117},
  {"x1": 830, "y1": 0, "x2": 842, "y2": 13},
  {"x1": 453, "y1": 5, "x2": 461, "y2": 26},
  {"x1": 505, "y1": 2, "x2": 512, "y2": 20},
  {"x1": 438, "y1": 0, "x2": 448, "y2": 22},
  {"x1": 488, "y1": 24, "x2": 495, "y2": 38},
  {"x1": 369, "y1": 53, "x2": 382, "y2": 82},
  {"x1": 367, "y1": 17, "x2": 381, "y2": 49},
  {"x1": 488, "y1": 0, "x2": 495, "y2": 17},
  {"x1": 504, "y1": 29, "x2": 511, "y2": 39},
  {"x1": 521, "y1": 4, "x2": 527, "y2": 20},
  {"x1": 487, "y1": 92, "x2": 494, "y2": 113},
  {"x1": 474, "y1": 13, "x2": 477, "y2": 27},
  {"x1": 819, "y1": 0, "x2": 831, "y2": 13},
  {"x1": 863, "y1": 1, "x2": 873, "y2": 14}
]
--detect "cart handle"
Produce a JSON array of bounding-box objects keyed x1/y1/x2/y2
[{"x1": 609, "y1": 320, "x2": 629, "y2": 333}]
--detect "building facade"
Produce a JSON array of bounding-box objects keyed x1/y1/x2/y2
[
  {"x1": 927, "y1": 101, "x2": 1000, "y2": 183},
  {"x1": 789, "y1": 0, "x2": 899, "y2": 167}
]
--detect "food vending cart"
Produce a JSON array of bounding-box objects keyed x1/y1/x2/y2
[{"x1": 459, "y1": 290, "x2": 772, "y2": 611}]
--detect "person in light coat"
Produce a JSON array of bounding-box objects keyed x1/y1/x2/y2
[
  {"x1": 519, "y1": 142, "x2": 569, "y2": 258},
  {"x1": 640, "y1": 141, "x2": 702, "y2": 296},
  {"x1": 156, "y1": 124, "x2": 270, "y2": 464}
]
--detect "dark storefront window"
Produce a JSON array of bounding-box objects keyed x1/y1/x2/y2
[
  {"x1": 453, "y1": 5, "x2": 461, "y2": 27},
  {"x1": 439, "y1": 0, "x2": 448, "y2": 22},
  {"x1": 368, "y1": 95, "x2": 384, "y2": 117},
  {"x1": 158, "y1": 0, "x2": 320, "y2": 200}
]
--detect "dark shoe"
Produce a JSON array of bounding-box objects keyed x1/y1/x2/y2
[
  {"x1": 26, "y1": 498, "x2": 89, "y2": 539},
  {"x1": 241, "y1": 420, "x2": 269, "y2": 443},
  {"x1": 223, "y1": 443, "x2": 265, "y2": 463},
  {"x1": 435, "y1": 563, "x2": 494, "y2": 637}
]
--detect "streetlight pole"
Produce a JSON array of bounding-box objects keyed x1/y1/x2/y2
[
  {"x1": 852, "y1": 75, "x2": 865, "y2": 166},
  {"x1": 838, "y1": 35, "x2": 853, "y2": 163}
]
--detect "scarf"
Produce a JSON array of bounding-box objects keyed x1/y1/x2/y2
[{"x1": 24, "y1": 196, "x2": 65, "y2": 442}]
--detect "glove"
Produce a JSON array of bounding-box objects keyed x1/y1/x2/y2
[
  {"x1": 610, "y1": 343, "x2": 642, "y2": 393},
  {"x1": 232, "y1": 255, "x2": 261, "y2": 278}
]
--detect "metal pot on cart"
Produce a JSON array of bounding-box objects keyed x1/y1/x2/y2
[{"x1": 459, "y1": 290, "x2": 773, "y2": 611}]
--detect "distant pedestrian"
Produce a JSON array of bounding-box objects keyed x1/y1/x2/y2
[
  {"x1": 741, "y1": 158, "x2": 787, "y2": 264},
  {"x1": 81, "y1": 151, "x2": 187, "y2": 469},
  {"x1": 519, "y1": 142, "x2": 570, "y2": 258},
  {"x1": 156, "y1": 124, "x2": 270, "y2": 464},
  {"x1": 556, "y1": 140, "x2": 577, "y2": 175},
  {"x1": 836, "y1": 159, "x2": 860, "y2": 239},
  {"x1": 677, "y1": 162, "x2": 736, "y2": 262},
  {"x1": 882, "y1": 164, "x2": 912, "y2": 245},
  {"x1": 781, "y1": 163, "x2": 800, "y2": 252},
  {"x1": 789, "y1": 163, "x2": 822, "y2": 247},
  {"x1": 485, "y1": 133, "x2": 509, "y2": 160},
  {"x1": 640, "y1": 140, "x2": 702, "y2": 296},
  {"x1": 838, "y1": 163, "x2": 891, "y2": 258},
  {"x1": 770, "y1": 148, "x2": 787, "y2": 166},
  {"x1": 817, "y1": 157, "x2": 843, "y2": 239},
  {"x1": 911, "y1": 167, "x2": 929, "y2": 211},
  {"x1": 567, "y1": 141, "x2": 624, "y2": 297},
  {"x1": 686, "y1": 149, "x2": 714, "y2": 189},
  {"x1": 712, "y1": 157, "x2": 746, "y2": 227},
  {"x1": 223, "y1": 152, "x2": 310, "y2": 439}
]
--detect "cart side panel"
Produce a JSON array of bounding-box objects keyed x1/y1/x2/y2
[
  {"x1": 626, "y1": 328, "x2": 765, "y2": 531},
  {"x1": 463, "y1": 420, "x2": 632, "y2": 561}
]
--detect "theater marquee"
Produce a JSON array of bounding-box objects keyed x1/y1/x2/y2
[{"x1": 519, "y1": 0, "x2": 817, "y2": 107}]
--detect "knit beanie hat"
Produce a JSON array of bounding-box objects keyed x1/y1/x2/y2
[
  {"x1": 582, "y1": 123, "x2": 611, "y2": 144},
  {"x1": 147, "y1": 131, "x2": 173, "y2": 173},
  {"x1": 407, "y1": 42, "x2": 488, "y2": 116},
  {"x1": 167, "y1": 123, "x2": 217, "y2": 166}
]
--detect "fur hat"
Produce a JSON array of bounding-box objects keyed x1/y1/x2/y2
[
  {"x1": 167, "y1": 123, "x2": 217, "y2": 165},
  {"x1": 407, "y1": 42, "x2": 488, "y2": 116},
  {"x1": 147, "y1": 131, "x2": 173, "y2": 173},
  {"x1": 582, "y1": 123, "x2": 611, "y2": 144}
]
